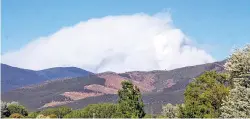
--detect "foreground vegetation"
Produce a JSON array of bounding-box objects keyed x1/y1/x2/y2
[{"x1": 1, "y1": 44, "x2": 249, "y2": 118}]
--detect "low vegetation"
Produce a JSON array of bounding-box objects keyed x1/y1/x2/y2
[
  {"x1": 162, "y1": 103, "x2": 179, "y2": 118},
  {"x1": 9, "y1": 113, "x2": 24, "y2": 118},
  {"x1": 1, "y1": 44, "x2": 249, "y2": 118}
]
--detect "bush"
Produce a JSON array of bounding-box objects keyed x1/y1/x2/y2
[
  {"x1": 64, "y1": 103, "x2": 118, "y2": 118},
  {"x1": 1, "y1": 101, "x2": 10, "y2": 118},
  {"x1": 81, "y1": 103, "x2": 118, "y2": 118},
  {"x1": 9, "y1": 113, "x2": 24, "y2": 118},
  {"x1": 26, "y1": 111, "x2": 40, "y2": 118},
  {"x1": 156, "y1": 115, "x2": 166, "y2": 118},
  {"x1": 40, "y1": 108, "x2": 57, "y2": 116},
  {"x1": 7, "y1": 104, "x2": 28, "y2": 116},
  {"x1": 7, "y1": 101, "x2": 19, "y2": 106},
  {"x1": 63, "y1": 110, "x2": 85, "y2": 118},
  {"x1": 162, "y1": 103, "x2": 178, "y2": 118},
  {"x1": 40, "y1": 106, "x2": 71, "y2": 118},
  {"x1": 56, "y1": 106, "x2": 72, "y2": 118},
  {"x1": 36, "y1": 114, "x2": 47, "y2": 118},
  {"x1": 47, "y1": 114, "x2": 57, "y2": 118},
  {"x1": 144, "y1": 114, "x2": 154, "y2": 118},
  {"x1": 1, "y1": 101, "x2": 20, "y2": 117}
]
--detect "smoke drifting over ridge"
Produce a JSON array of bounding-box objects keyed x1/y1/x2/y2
[{"x1": 2, "y1": 13, "x2": 215, "y2": 73}]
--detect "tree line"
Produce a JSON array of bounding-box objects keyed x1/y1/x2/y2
[{"x1": 1, "y1": 44, "x2": 249, "y2": 118}]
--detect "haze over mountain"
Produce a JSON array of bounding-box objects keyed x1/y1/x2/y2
[{"x1": 1, "y1": 63, "x2": 90, "y2": 92}]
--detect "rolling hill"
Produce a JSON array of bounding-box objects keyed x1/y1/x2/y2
[{"x1": 1, "y1": 64, "x2": 91, "y2": 92}]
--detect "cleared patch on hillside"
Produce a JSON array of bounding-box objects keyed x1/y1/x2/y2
[
  {"x1": 41, "y1": 100, "x2": 73, "y2": 108},
  {"x1": 84, "y1": 84, "x2": 117, "y2": 94},
  {"x1": 62, "y1": 91, "x2": 103, "y2": 100}
]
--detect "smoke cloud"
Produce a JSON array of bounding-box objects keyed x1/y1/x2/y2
[{"x1": 2, "y1": 13, "x2": 215, "y2": 73}]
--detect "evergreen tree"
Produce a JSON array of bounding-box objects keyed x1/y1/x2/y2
[
  {"x1": 181, "y1": 71, "x2": 229, "y2": 118},
  {"x1": 115, "y1": 80, "x2": 145, "y2": 118},
  {"x1": 220, "y1": 44, "x2": 250, "y2": 118}
]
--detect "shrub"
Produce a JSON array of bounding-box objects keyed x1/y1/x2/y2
[
  {"x1": 36, "y1": 114, "x2": 47, "y2": 118},
  {"x1": 47, "y1": 114, "x2": 57, "y2": 118},
  {"x1": 26, "y1": 111, "x2": 40, "y2": 118},
  {"x1": 9, "y1": 113, "x2": 24, "y2": 118},
  {"x1": 63, "y1": 110, "x2": 85, "y2": 118},
  {"x1": 144, "y1": 114, "x2": 154, "y2": 118},
  {"x1": 81, "y1": 103, "x2": 118, "y2": 118},
  {"x1": 40, "y1": 108, "x2": 57, "y2": 116},
  {"x1": 7, "y1": 101, "x2": 19, "y2": 106},
  {"x1": 156, "y1": 115, "x2": 166, "y2": 118},
  {"x1": 7, "y1": 104, "x2": 28, "y2": 116},
  {"x1": 1, "y1": 101, "x2": 20, "y2": 117},
  {"x1": 56, "y1": 106, "x2": 72, "y2": 118},
  {"x1": 40, "y1": 106, "x2": 71, "y2": 118},
  {"x1": 1, "y1": 101, "x2": 10, "y2": 118},
  {"x1": 162, "y1": 103, "x2": 178, "y2": 118},
  {"x1": 63, "y1": 103, "x2": 118, "y2": 118}
]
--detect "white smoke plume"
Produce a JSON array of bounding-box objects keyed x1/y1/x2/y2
[{"x1": 2, "y1": 13, "x2": 215, "y2": 73}]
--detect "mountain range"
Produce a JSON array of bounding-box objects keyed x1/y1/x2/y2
[
  {"x1": 1, "y1": 60, "x2": 226, "y2": 114},
  {"x1": 1, "y1": 64, "x2": 90, "y2": 92}
]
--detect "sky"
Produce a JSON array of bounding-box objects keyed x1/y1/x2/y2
[{"x1": 1, "y1": 0, "x2": 250, "y2": 72}]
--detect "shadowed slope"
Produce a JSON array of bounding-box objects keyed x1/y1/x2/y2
[{"x1": 1, "y1": 64, "x2": 91, "y2": 92}]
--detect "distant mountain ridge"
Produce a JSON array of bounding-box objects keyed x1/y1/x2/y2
[{"x1": 1, "y1": 63, "x2": 91, "y2": 92}]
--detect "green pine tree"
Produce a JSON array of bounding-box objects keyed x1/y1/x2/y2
[
  {"x1": 115, "y1": 80, "x2": 146, "y2": 118},
  {"x1": 181, "y1": 71, "x2": 229, "y2": 118}
]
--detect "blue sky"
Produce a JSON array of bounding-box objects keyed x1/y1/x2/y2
[{"x1": 2, "y1": 0, "x2": 250, "y2": 60}]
